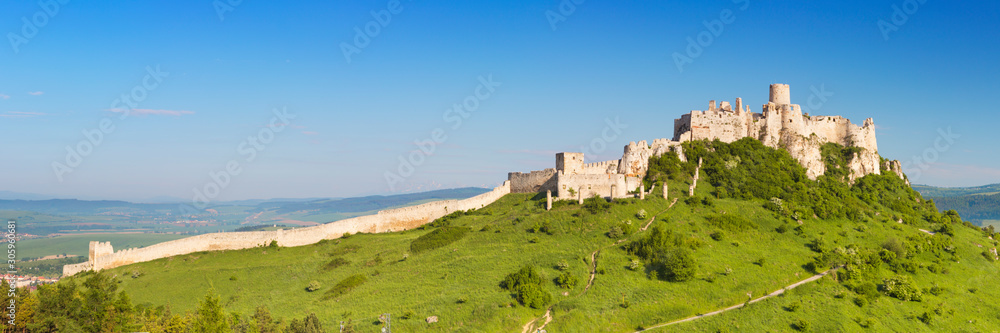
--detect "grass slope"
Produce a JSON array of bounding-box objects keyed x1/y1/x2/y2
[
  {"x1": 62, "y1": 140, "x2": 1000, "y2": 332},
  {"x1": 82, "y1": 178, "x2": 1000, "y2": 332}
]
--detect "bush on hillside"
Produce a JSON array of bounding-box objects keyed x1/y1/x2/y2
[
  {"x1": 322, "y1": 257, "x2": 350, "y2": 271},
  {"x1": 705, "y1": 214, "x2": 756, "y2": 232},
  {"x1": 583, "y1": 195, "x2": 611, "y2": 214},
  {"x1": 501, "y1": 265, "x2": 551, "y2": 308},
  {"x1": 323, "y1": 274, "x2": 366, "y2": 299},
  {"x1": 881, "y1": 276, "x2": 922, "y2": 302},
  {"x1": 410, "y1": 226, "x2": 470, "y2": 254},
  {"x1": 555, "y1": 271, "x2": 578, "y2": 289},
  {"x1": 654, "y1": 248, "x2": 697, "y2": 282}
]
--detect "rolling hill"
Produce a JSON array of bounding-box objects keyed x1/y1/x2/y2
[{"x1": 18, "y1": 139, "x2": 1000, "y2": 332}]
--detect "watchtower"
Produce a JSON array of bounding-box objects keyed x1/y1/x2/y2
[{"x1": 769, "y1": 84, "x2": 791, "y2": 105}]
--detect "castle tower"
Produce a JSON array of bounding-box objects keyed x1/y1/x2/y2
[
  {"x1": 556, "y1": 152, "x2": 585, "y2": 175},
  {"x1": 769, "y1": 84, "x2": 791, "y2": 105}
]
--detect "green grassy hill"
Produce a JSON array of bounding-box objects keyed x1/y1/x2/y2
[{"x1": 25, "y1": 139, "x2": 1000, "y2": 332}]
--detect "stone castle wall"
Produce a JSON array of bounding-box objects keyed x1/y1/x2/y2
[
  {"x1": 555, "y1": 172, "x2": 632, "y2": 200},
  {"x1": 508, "y1": 169, "x2": 558, "y2": 193},
  {"x1": 64, "y1": 181, "x2": 511, "y2": 276}
]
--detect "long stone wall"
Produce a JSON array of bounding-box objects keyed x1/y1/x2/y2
[{"x1": 63, "y1": 181, "x2": 511, "y2": 277}]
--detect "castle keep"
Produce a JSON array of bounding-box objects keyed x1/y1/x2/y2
[{"x1": 508, "y1": 84, "x2": 906, "y2": 200}]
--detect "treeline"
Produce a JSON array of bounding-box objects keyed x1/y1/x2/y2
[
  {"x1": 0, "y1": 272, "x2": 330, "y2": 333},
  {"x1": 929, "y1": 193, "x2": 1000, "y2": 222}
]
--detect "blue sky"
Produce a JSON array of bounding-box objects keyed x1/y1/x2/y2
[{"x1": 1, "y1": 0, "x2": 998, "y2": 202}]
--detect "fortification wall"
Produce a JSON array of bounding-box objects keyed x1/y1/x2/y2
[
  {"x1": 66, "y1": 181, "x2": 511, "y2": 276},
  {"x1": 508, "y1": 169, "x2": 557, "y2": 193},
  {"x1": 555, "y1": 172, "x2": 629, "y2": 199},
  {"x1": 580, "y1": 160, "x2": 620, "y2": 174}
]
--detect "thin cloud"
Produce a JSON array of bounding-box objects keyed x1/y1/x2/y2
[
  {"x1": 497, "y1": 148, "x2": 560, "y2": 157},
  {"x1": 0, "y1": 94, "x2": 9, "y2": 99},
  {"x1": 28, "y1": 91, "x2": 43, "y2": 96},
  {"x1": 302, "y1": 131, "x2": 319, "y2": 135},
  {"x1": 108, "y1": 108, "x2": 194, "y2": 116},
  {"x1": 0, "y1": 111, "x2": 46, "y2": 118}
]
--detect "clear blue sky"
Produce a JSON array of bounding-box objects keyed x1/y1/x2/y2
[{"x1": 2, "y1": 0, "x2": 998, "y2": 202}]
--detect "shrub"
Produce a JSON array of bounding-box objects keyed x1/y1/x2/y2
[
  {"x1": 269, "y1": 240, "x2": 279, "y2": 248},
  {"x1": 881, "y1": 276, "x2": 922, "y2": 301},
  {"x1": 556, "y1": 260, "x2": 570, "y2": 271},
  {"x1": 917, "y1": 311, "x2": 933, "y2": 325},
  {"x1": 982, "y1": 250, "x2": 997, "y2": 262},
  {"x1": 636, "y1": 209, "x2": 648, "y2": 219},
  {"x1": 853, "y1": 297, "x2": 867, "y2": 307},
  {"x1": 785, "y1": 303, "x2": 800, "y2": 312},
  {"x1": 410, "y1": 227, "x2": 470, "y2": 253},
  {"x1": 854, "y1": 281, "x2": 879, "y2": 300},
  {"x1": 705, "y1": 214, "x2": 756, "y2": 232},
  {"x1": 709, "y1": 230, "x2": 725, "y2": 241},
  {"x1": 655, "y1": 248, "x2": 697, "y2": 282},
  {"x1": 776, "y1": 224, "x2": 789, "y2": 234},
  {"x1": 400, "y1": 310, "x2": 415, "y2": 320},
  {"x1": 855, "y1": 317, "x2": 875, "y2": 328},
  {"x1": 753, "y1": 258, "x2": 766, "y2": 267},
  {"x1": 628, "y1": 259, "x2": 641, "y2": 271},
  {"x1": 227, "y1": 275, "x2": 236, "y2": 281},
  {"x1": 607, "y1": 226, "x2": 625, "y2": 239},
  {"x1": 555, "y1": 271, "x2": 578, "y2": 289},
  {"x1": 793, "y1": 319, "x2": 810, "y2": 331},
  {"x1": 807, "y1": 238, "x2": 827, "y2": 253},
  {"x1": 323, "y1": 274, "x2": 366, "y2": 299},
  {"x1": 306, "y1": 281, "x2": 321, "y2": 292},
  {"x1": 583, "y1": 195, "x2": 611, "y2": 214},
  {"x1": 322, "y1": 257, "x2": 350, "y2": 271},
  {"x1": 514, "y1": 284, "x2": 551, "y2": 309},
  {"x1": 501, "y1": 265, "x2": 543, "y2": 291},
  {"x1": 882, "y1": 238, "x2": 907, "y2": 258},
  {"x1": 936, "y1": 223, "x2": 954, "y2": 236}
]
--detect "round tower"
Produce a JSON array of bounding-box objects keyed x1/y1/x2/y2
[{"x1": 769, "y1": 84, "x2": 791, "y2": 105}]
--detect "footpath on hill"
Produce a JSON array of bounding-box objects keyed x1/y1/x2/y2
[{"x1": 636, "y1": 266, "x2": 842, "y2": 332}]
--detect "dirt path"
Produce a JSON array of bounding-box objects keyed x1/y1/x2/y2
[
  {"x1": 521, "y1": 309, "x2": 552, "y2": 333},
  {"x1": 642, "y1": 198, "x2": 678, "y2": 232},
  {"x1": 637, "y1": 266, "x2": 842, "y2": 332}
]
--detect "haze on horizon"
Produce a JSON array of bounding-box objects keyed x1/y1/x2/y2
[{"x1": 2, "y1": 0, "x2": 998, "y2": 202}]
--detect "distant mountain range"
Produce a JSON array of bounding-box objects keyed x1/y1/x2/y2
[
  {"x1": 0, "y1": 188, "x2": 490, "y2": 216},
  {"x1": 914, "y1": 183, "x2": 1000, "y2": 224}
]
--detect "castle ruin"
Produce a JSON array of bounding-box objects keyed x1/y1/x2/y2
[
  {"x1": 508, "y1": 84, "x2": 907, "y2": 200},
  {"x1": 64, "y1": 84, "x2": 909, "y2": 277}
]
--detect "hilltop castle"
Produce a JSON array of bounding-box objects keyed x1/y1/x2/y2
[
  {"x1": 64, "y1": 83, "x2": 908, "y2": 277},
  {"x1": 508, "y1": 84, "x2": 907, "y2": 200}
]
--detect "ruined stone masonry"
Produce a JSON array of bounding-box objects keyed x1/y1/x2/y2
[{"x1": 508, "y1": 84, "x2": 908, "y2": 201}]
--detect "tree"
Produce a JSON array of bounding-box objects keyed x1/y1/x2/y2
[
  {"x1": 656, "y1": 248, "x2": 697, "y2": 282},
  {"x1": 254, "y1": 306, "x2": 281, "y2": 333},
  {"x1": 193, "y1": 290, "x2": 229, "y2": 333}
]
